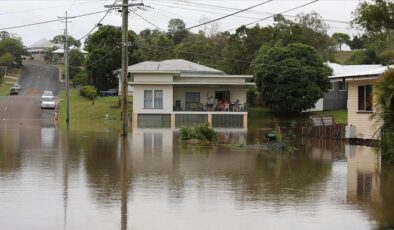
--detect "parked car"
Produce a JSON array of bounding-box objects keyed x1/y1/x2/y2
[
  {"x1": 12, "y1": 83, "x2": 21, "y2": 90},
  {"x1": 41, "y1": 97, "x2": 56, "y2": 109},
  {"x1": 41, "y1": 91, "x2": 54, "y2": 101},
  {"x1": 10, "y1": 87, "x2": 18, "y2": 95}
]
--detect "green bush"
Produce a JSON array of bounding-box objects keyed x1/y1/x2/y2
[
  {"x1": 72, "y1": 71, "x2": 88, "y2": 87},
  {"x1": 180, "y1": 123, "x2": 216, "y2": 142},
  {"x1": 247, "y1": 88, "x2": 257, "y2": 107},
  {"x1": 80, "y1": 85, "x2": 97, "y2": 101}
]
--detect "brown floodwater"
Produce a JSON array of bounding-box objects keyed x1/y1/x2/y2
[{"x1": 1, "y1": 126, "x2": 394, "y2": 230}]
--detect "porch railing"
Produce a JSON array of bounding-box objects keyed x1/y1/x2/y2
[{"x1": 174, "y1": 102, "x2": 247, "y2": 112}]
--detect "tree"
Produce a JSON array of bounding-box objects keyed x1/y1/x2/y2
[
  {"x1": 69, "y1": 48, "x2": 84, "y2": 79},
  {"x1": 51, "y1": 35, "x2": 81, "y2": 47},
  {"x1": 167, "y1": 18, "x2": 189, "y2": 45},
  {"x1": 352, "y1": 0, "x2": 394, "y2": 33},
  {"x1": 253, "y1": 43, "x2": 332, "y2": 114},
  {"x1": 0, "y1": 38, "x2": 27, "y2": 67},
  {"x1": 0, "y1": 52, "x2": 13, "y2": 66},
  {"x1": 85, "y1": 25, "x2": 142, "y2": 90},
  {"x1": 372, "y1": 69, "x2": 394, "y2": 163},
  {"x1": 72, "y1": 71, "x2": 88, "y2": 88},
  {"x1": 332, "y1": 33, "x2": 350, "y2": 50},
  {"x1": 296, "y1": 11, "x2": 329, "y2": 34},
  {"x1": 348, "y1": 35, "x2": 364, "y2": 50}
]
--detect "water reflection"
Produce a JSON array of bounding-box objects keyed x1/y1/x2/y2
[{"x1": 1, "y1": 127, "x2": 394, "y2": 229}]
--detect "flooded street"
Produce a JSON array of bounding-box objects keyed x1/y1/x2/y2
[{"x1": 1, "y1": 126, "x2": 394, "y2": 230}]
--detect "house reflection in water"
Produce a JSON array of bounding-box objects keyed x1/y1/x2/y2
[{"x1": 346, "y1": 145, "x2": 381, "y2": 203}]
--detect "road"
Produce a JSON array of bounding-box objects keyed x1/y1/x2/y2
[{"x1": 0, "y1": 62, "x2": 62, "y2": 128}]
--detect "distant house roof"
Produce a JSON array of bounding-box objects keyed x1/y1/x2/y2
[
  {"x1": 125, "y1": 59, "x2": 226, "y2": 75},
  {"x1": 51, "y1": 45, "x2": 88, "y2": 54},
  {"x1": 327, "y1": 62, "x2": 393, "y2": 80},
  {"x1": 29, "y1": 38, "x2": 62, "y2": 49}
]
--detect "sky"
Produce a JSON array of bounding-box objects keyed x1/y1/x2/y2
[{"x1": 0, "y1": 0, "x2": 363, "y2": 47}]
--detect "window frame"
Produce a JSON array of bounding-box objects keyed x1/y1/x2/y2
[
  {"x1": 338, "y1": 81, "x2": 347, "y2": 91},
  {"x1": 358, "y1": 85, "x2": 373, "y2": 112},
  {"x1": 144, "y1": 90, "x2": 163, "y2": 109}
]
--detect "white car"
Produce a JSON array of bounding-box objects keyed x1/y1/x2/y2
[
  {"x1": 41, "y1": 91, "x2": 54, "y2": 101},
  {"x1": 41, "y1": 97, "x2": 56, "y2": 109},
  {"x1": 13, "y1": 83, "x2": 21, "y2": 90}
]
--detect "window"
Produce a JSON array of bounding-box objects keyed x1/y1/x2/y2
[
  {"x1": 144, "y1": 90, "x2": 163, "y2": 109},
  {"x1": 185, "y1": 92, "x2": 200, "y2": 111},
  {"x1": 338, "y1": 81, "x2": 347, "y2": 91},
  {"x1": 358, "y1": 85, "x2": 373, "y2": 111}
]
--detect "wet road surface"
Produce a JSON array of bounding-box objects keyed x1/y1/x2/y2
[{"x1": 0, "y1": 62, "x2": 61, "y2": 128}]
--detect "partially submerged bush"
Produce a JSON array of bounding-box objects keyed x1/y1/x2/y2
[
  {"x1": 180, "y1": 123, "x2": 216, "y2": 142},
  {"x1": 80, "y1": 85, "x2": 97, "y2": 101},
  {"x1": 72, "y1": 71, "x2": 88, "y2": 88}
]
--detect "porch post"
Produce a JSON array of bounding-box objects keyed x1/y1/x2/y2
[
  {"x1": 243, "y1": 113, "x2": 248, "y2": 129},
  {"x1": 171, "y1": 113, "x2": 176, "y2": 129},
  {"x1": 208, "y1": 113, "x2": 212, "y2": 128},
  {"x1": 132, "y1": 113, "x2": 138, "y2": 129}
]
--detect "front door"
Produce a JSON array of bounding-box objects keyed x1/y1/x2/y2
[{"x1": 215, "y1": 91, "x2": 230, "y2": 102}]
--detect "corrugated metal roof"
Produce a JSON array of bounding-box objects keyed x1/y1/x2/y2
[
  {"x1": 327, "y1": 62, "x2": 389, "y2": 78},
  {"x1": 127, "y1": 59, "x2": 226, "y2": 75}
]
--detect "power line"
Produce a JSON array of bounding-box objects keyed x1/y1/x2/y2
[
  {"x1": 0, "y1": 10, "x2": 109, "y2": 31},
  {"x1": 149, "y1": 0, "x2": 350, "y2": 24},
  {"x1": 132, "y1": 10, "x2": 166, "y2": 32},
  {"x1": 186, "y1": 0, "x2": 273, "y2": 30},
  {"x1": 224, "y1": 0, "x2": 320, "y2": 32},
  {"x1": 77, "y1": 0, "x2": 119, "y2": 41}
]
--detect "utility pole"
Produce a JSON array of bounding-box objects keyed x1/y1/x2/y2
[
  {"x1": 105, "y1": 0, "x2": 143, "y2": 136},
  {"x1": 58, "y1": 12, "x2": 75, "y2": 124}
]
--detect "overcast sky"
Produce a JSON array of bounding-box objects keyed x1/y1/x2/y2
[{"x1": 0, "y1": 0, "x2": 363, "y2": 47}]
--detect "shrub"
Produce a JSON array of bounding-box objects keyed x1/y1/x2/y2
[
  {"x1": 180, "y1": 123, "x2": 216, "y2": 142},
  {"x1": 80, "y1": 85, "x2": 97, "y2": 101},
  {"x1": 72, "y1": 71, "x2": 88, "y2": 88},
  {"x1": 247, "y1": 88, "x2": 257, "y2": 107}
]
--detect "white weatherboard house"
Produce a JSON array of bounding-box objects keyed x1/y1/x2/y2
[
  {"x1": 121, "y1": 59, "x2": 255, "y2": 129},
  {"x1": 329, "y1": 64, "x2": 393, "y2": 140}
]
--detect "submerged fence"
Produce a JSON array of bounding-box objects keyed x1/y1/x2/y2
[{"x1": 301, "y1": 124, "x2": 346, "y2": 140}]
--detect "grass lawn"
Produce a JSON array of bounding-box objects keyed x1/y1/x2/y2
[
  {"x1": 0, "y1": 67, "x2": 21, "y2": 96},
  {"x1": 333, "y1": 51, "x2": 356, "y2": 64},
  {"x1": 311, "y1": 109, "x2": 347, "y2": 124},
  {"x1": 0, "y1": 82, "x2": 13, "y2": 96},
  {"x1": 57, "y1": 64, "x2": 65, "y2": 81},
  {"x1": 58, "y1": 88, "x2": 133, "y2": 131}
]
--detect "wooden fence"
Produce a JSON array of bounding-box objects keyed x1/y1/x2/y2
[{"x1": 301, "y1": 124, "x2": 346, "y2": 140}]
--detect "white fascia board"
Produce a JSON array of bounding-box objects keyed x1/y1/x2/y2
[
  {"x1": 180, "y1": 74, "x2": 253, "y2": 78},
  {"x1": 129, "y1": 82, "x2": 256, "y2": 86}
]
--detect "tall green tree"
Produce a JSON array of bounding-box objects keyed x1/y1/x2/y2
[
  {"x1": 69, "y1": 48, "x2": 85, "y2": 79},
  {"x1": 167, "y1": 18, "x2": 189, "y2": 45},
  {"x1": 352, "y1": 0, "x2": 394, "y2": 33},
  {"x1": 0, "y1": 38, "x2": 27, "y2": 67},
  {"x1": 332, "y1": 33, "x2": 351, "y2": 50},
  {"x1": 51, "y1": 35, "x2": 81, "y2": 47},
  {"x1": 85, "y1": 25, "x2": 142, "y2": 90},
  {"x1": 253, "y1": 43, "x2": 332, "y2": 114}
]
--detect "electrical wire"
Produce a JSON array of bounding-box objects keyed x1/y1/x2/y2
[
  {"x1": 224, "y1": 0, "x2": 320, "y2": 32},
  {"x1": 0, "y1": 10, "x2": 109, "y2": 31},
  {"x1": 186, "y1": 0, "x2": 274, "y2": 30},
  {"x1": 77, "y1": 0, "x2": 119, "y2": 41}
]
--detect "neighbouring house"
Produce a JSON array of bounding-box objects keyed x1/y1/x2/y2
[
  {"x1": 27, "y1": 38, "x2": 62, "y2": 62},
  {"x1": 307, "y1": 63, "x2": 383, "y2": 112},
  {"x1": 51, "y1": 45, "x2": 88, "y2": 64},
  {"x1": 116, "y1": 59, "x2": 255, "y2": 129},
  {"x1": 329, "y1": 64, "x2": 393, "y2": 140}
]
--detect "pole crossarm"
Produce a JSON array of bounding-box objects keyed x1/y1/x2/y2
[{"x1": 104, "y1": 3, "x2": 144, "y2": 8}]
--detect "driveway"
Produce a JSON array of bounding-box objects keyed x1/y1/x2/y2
[{"x1": 0, "y1": 62, "x2": 62, "y2": 128}]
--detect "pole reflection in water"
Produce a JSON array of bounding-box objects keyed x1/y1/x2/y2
[
  {"x1": 62, "y1": 125, "x2": 69, "y2": 229},
  {"x1": 120, "y1": 136, "x2": 128, "y2": 230}
]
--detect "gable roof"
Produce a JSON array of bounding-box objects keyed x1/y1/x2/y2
[
  {"x1": 29, "y1": 38, "x2": 62, "y2": 49},
  {"x1": 126, "y1": 59, "x2": 226, "y2": 75},
  {"x1": 327, "y1": 62, "x2": 393, "y2": 80}
]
